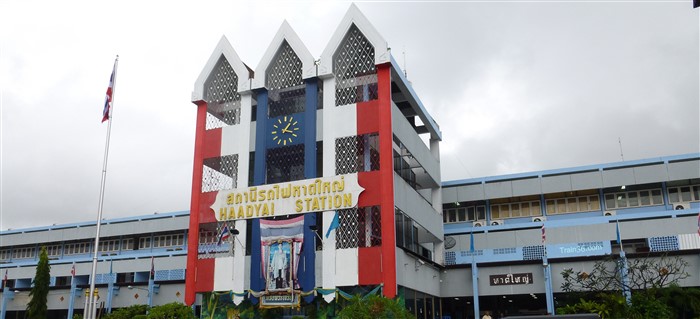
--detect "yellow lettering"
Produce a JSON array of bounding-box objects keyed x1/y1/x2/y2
[
  {"x1": 227, "y1": 193, "x2": 234, "y2": 205},
  {"x1": 295, "y1": 200, "x2": 303, "y2": 212},
  {"x1": 281, "y1": 184, "x2": 291, "y2": 198},
  {"x1": 249, "y1": 188, "x2": 256, "y2": 202},
  {"x1": 228, "y1": 207, "x2": 236, "y2": 220},
  {"x1": 259, "y1": 190, "x2": 266, "y2": 201},
  {"x1": 246, "y1": 205, "x2": 254, "y2": 218},
  {"x1": 235, "y1": 193, "x2": 243, "y2": 205},
  {"x1": 255, "y1": 203, "x2": 262, "y2": 216},
  {"x1": 271, "y1": 203, "x2": 275, "y2": 215},
  {"x1": 293, "y1": 186, "x2": 301, "y2": 197},
  {"x1": 262, "y1": 204, "x2": 270, "y2": 216},
  {"x1": 304, "y1": 198, "x2": 312, "y2": 211},
  {"x1": 311, "y1": 197, "x2": 320, "y2": 211},
  {"x1": 219, "y1": 207, "x2": 227, "y2": 220},
  {"x1": 319, "y1": 196, "x2": 327, "y2": 210},
  {"x1": 343, "y1": 194, "x2": 352, "y2": 207},
  {"x1": 333, "y1": 195, "x2": 342, "y2": 208},
  {"x1": 237, "y1": 206, "x2": 245, "y2": 219},
  {"x1": 322, "y1": 182, "x2": 331, "y2": 194}
]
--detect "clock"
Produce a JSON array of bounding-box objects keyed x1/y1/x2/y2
[{"x1": 271, "y1": 115, "x2": 300, "y2": 146}]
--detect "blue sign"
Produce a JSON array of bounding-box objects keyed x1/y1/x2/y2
[{"x1": 547, "y1": 241, "x2": 611, "y2": 258}]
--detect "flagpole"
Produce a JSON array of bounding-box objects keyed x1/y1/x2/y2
[{"x1": 87, "y1": 56, "x2": 119, "y2": 319}]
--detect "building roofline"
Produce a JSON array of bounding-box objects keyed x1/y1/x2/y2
[
  {"x1": 1, "y1": 210, "x2": 189, "y2": 235},
  {"x1": 442, "y1": 153, "x2": 700, "y2": 187}
]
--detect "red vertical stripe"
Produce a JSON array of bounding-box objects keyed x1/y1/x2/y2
[
  {"x1": 378, "y1": 63, "x2": 396, "y2": 298},
  {"x1": 185, "y1": 101, "x2": 222, "y2": 304},
  {"x1": 185, "y1": 102, "x2": 206, "y2": 305}
]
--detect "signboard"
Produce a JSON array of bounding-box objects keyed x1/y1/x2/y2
[
  {"x1": 547, "y1": 241, "x2": 611, "y2": 259},
  {"x1": 489, "y1": 273, "x2": 533, "y2": 286},
  {"x1": 211, "y1": 174, "x2": 364, "y2": 221}
]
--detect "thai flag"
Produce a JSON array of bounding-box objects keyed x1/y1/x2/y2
[
  {"x1": 217, "y1": 225, "x2": 231, "y2": 246},
  {"x1": 102, "y1": 62, "x2": 116, "y2": 123},
  {"x1": 2, "y1": 269, "x2": 7, "y2": 289},
  {"x1": 70, "y1": 263, "x2": 76, "y2": 277}
]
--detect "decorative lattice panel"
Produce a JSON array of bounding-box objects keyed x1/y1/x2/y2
[
  {"x1": 359, "y1": 206, "x2": 381, "y2": 247},
  {"x1": 522, "y1": 245, "x2": 545, "y2": 260},
  {"x1": 335, "y1": 134, "x2": 380, "y2": 175},
  {"x1": 336, "y1": 208, "x2": 360, "y2": 249},
  {"x1": 204, "y1": 55, "x2": 241, "y2": 129},
  {"x1": 93, "y1": 273, "x2": 116, "y2": 284},
  {"x1": 494, "y1": 247, "x2": 517, "y2": 255},
  {"x1": 444, "y1": 251, "x2": 456, "y2": 266},
  {"x1": 155, "y1": 269, "x2": 186, "y2": 281},
  {"x1": 459, "y1": 250, "x2": 483, "y2": 257},
  {"x1": 269, "y1": 86, "x2": 306, "y2": 118},
  {"x1": 333, "y1": 24, "x2": 378, "y2": 106},
  {"x1": 266, "y1": 145, "x2": 305, "y2": 184},
  {"x1": 648, "y1": 236, "x2": 680, "y2": 252},
  {"x1": 335, "y1": 136, "x2": 360, "y2": 175},
  {"x1": 202, "y1": 154, "x2": 238, "y2": 193},
  {"x1": 267, "y1": 42, "x2": 306, "y2": 117},
  {"x1": 266, "y1": 41, "x2": 303, "y2": 90}
]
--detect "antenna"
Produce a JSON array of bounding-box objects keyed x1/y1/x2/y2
[
  {"x1": 618, "y1": 137, "x2": 625, "y2": 161},
  {"x1": 402, "y1": 46, "x2": 407, "y2": 79}
]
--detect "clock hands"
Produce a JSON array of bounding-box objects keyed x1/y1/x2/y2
[{"x1": 282, "y1": 122, "x2": 292, "y2": 134}]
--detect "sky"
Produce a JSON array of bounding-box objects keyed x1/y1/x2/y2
[{"x1": 1, "y1": 0, "x2": 698, "y2": 230}]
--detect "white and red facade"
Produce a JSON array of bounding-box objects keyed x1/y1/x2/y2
[{"x1": 185, "y1": 4, "x2": 444, "y2": 308}]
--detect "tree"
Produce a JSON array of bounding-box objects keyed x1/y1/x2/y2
[
  {"x1": 26, "y1": 246, "x2": 50, "y2": 318},
  {"x1": 103, "y1": 304, "x2": 148, "y2": 319},
  {"x1": 147, "y1": 302, "x2": 196, "y2": 319},
  {"x1": 561, "y1": 254, "x2": 689, "y2": 293},
  {"x1": 559, "y1": 254, "x2": 690, "y2": 318},
  {"x1": 337, "y1": 294, "x2": 415, "y2": 319}
]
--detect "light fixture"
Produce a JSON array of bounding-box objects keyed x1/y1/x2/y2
[
  {"x1": 621, "y1": 185, "x2": 626, "y2": 190},
  {"x1": 454, "y1": 202, "x2": 461, "y2": 206},
  {"x1": 308, "y1": 225, "x2": 323, "y2": 241}
]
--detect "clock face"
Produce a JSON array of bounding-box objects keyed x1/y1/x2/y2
[{"x1": 271, "y1": 115, "x2": 300, "y2": 146}]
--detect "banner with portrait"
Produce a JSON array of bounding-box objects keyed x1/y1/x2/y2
[{"x1": 259, "y1": 216, "x2": 304, "y2": 307}]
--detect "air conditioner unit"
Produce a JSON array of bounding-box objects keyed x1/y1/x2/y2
[
  {"x1": 490, "y1": 219, "x2": 504, "y2": 226},
  {"x1": 603, "y1": 210, "x2": 616, "y2": 216},
  {"x1": 473, "y1": 220, "x2": 486, "y2": 227},
  {"x1": 532, "y1": 216, "x2": 547, "y2": 223},
  {"x1": 674, "y1": 202, "x2": 690, "y2": 210}
]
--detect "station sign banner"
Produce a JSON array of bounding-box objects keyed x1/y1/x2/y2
[
  {"x1": 211, "y1": 174, "x2": 364, "y2": 221},
  {"x1": 547, "y1": 241, "x2": 611, "y2": 259},
  {"x1": 489, "y1": 273, "x2": 533, "y2": 286}
]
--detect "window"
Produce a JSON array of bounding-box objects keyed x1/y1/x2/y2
[
  {"x1": 12, "y1": 246, "x2": 36, "y2": 259},
  {"x1": 443, "y1": 204, "x2": 486, "y2": 223},
  {"x1": 604, "y1": 188, "x2": 663, "y2": 210},
  {"x1": 139, "y1": 237, "x2": 152, "y2": 249},
  {"x1": 547, "y1": 192, "x2": 601, "y2": 214},
  {"x1": 0, "y1": 249, "x2": 10, "y2": 261},
  {"x1": 98, "y1": 239, "x2": 121, "y2": 253},
  {"x1": 199, "y1": 230, "x2": 216, "y2": 244},
  {"x1": 667, "y1": 184, "x2": 700, "y2": 203},
  {"x1": 122, "y1": 238, "x2": 134, "y2": 250},
  {"x1": 64, "y1": 242, "x2": 91, "y2": 255},
  {"x1": 46, "y1": 245, "x2": 62, "y2": 257},
  {"x1": 153, "y1": 233, "x2": 185, "y2": 249},
  {"x1": 489, "y1": 198, "x2": 542, "y2": 219}
]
